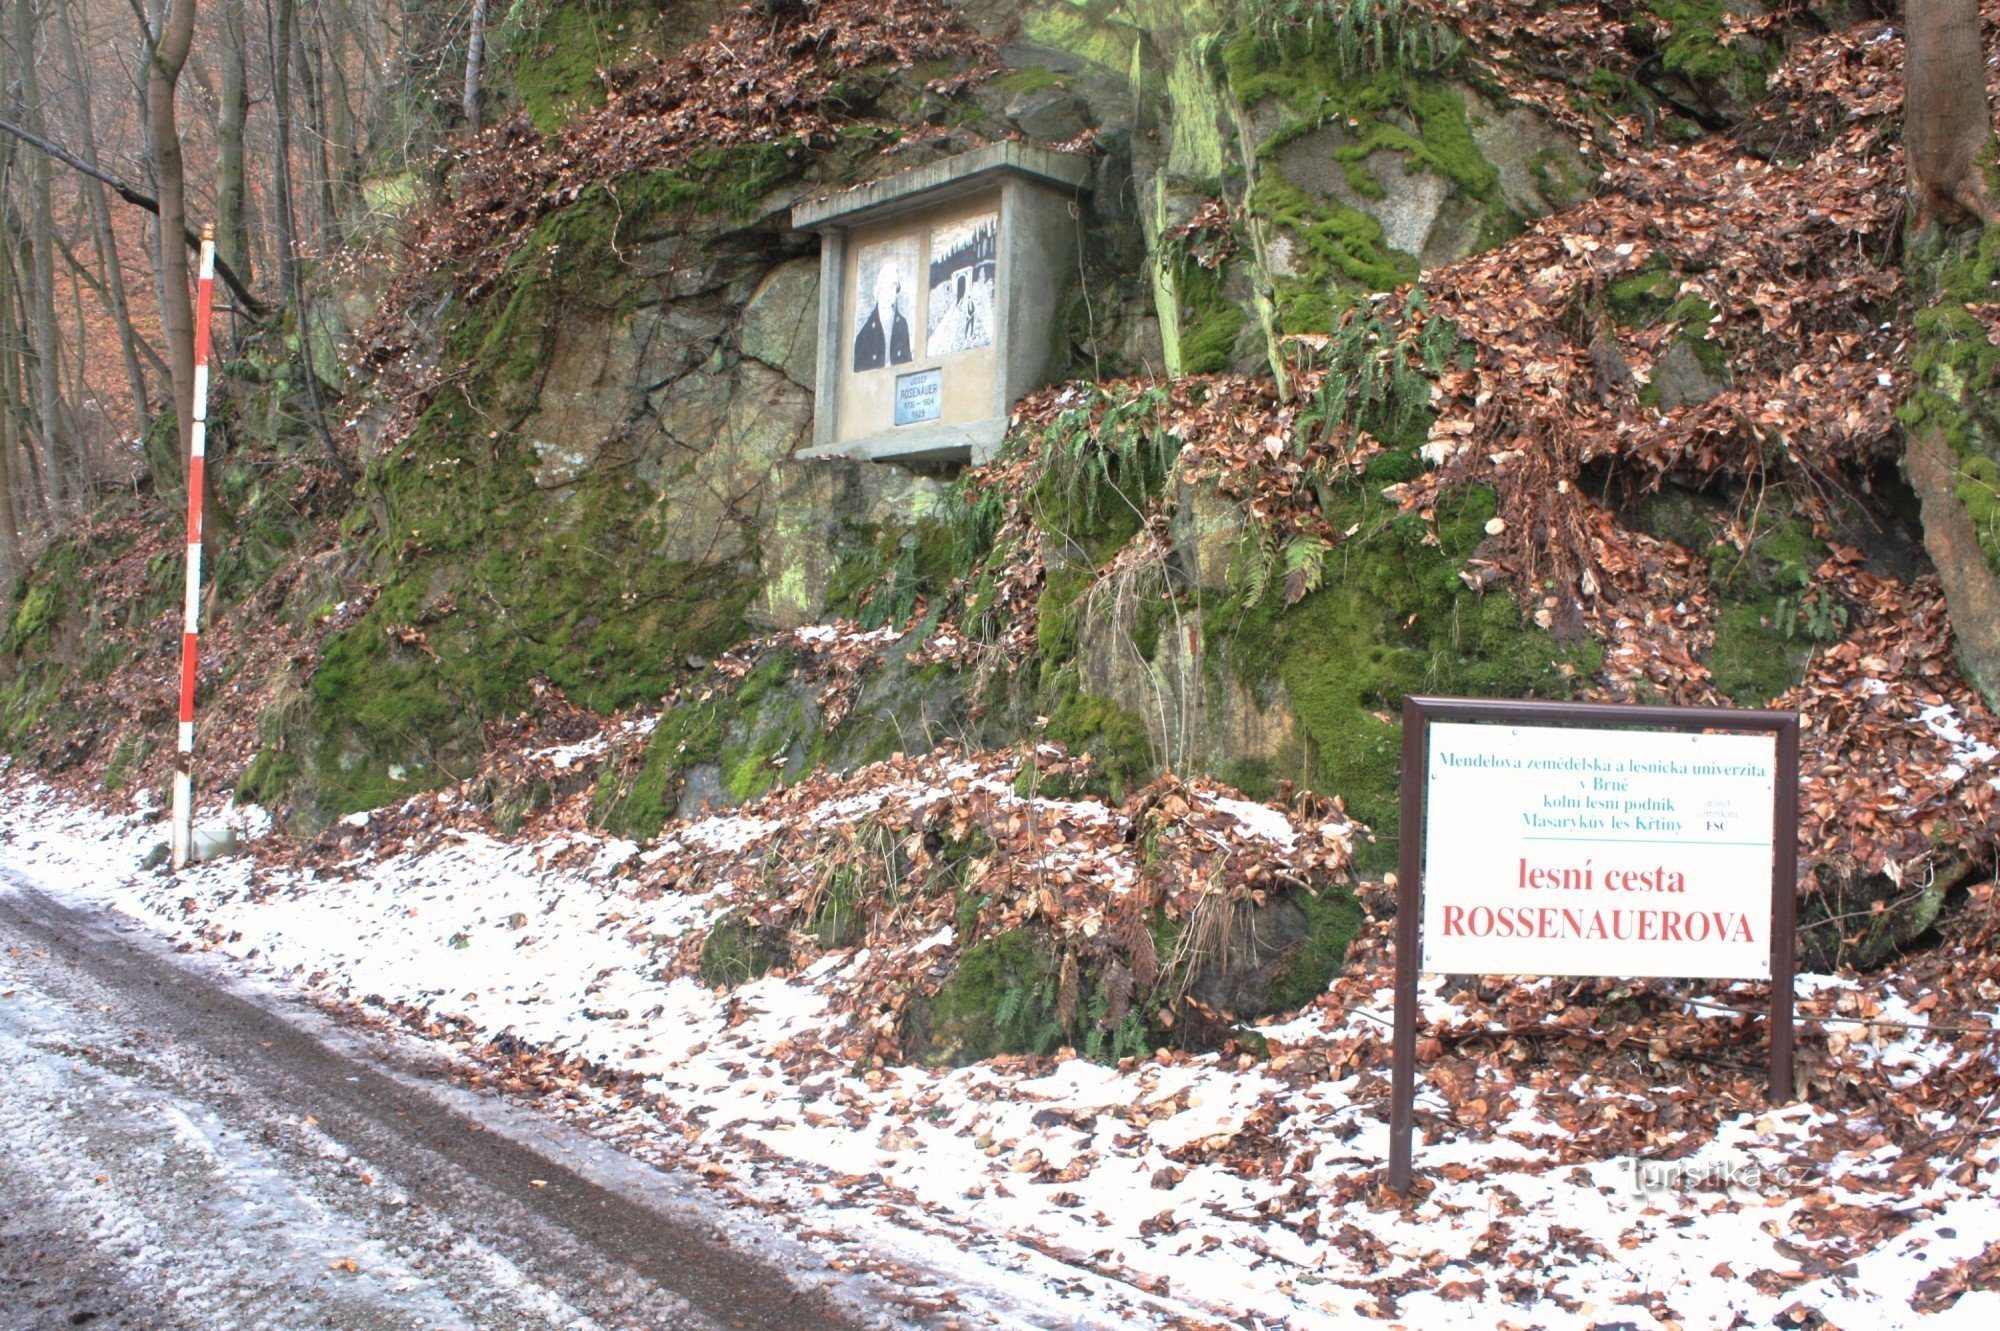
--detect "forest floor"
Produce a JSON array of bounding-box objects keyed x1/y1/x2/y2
[{"x1": 5, "y1": 731, "x2": 2000, "y2": 1330}]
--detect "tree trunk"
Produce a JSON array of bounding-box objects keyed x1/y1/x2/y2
[
  {"x1": 0, "y1": 127, "x2": 25, "y2": 580},
  {"x1": 464, "y1": 0, "x2": 489, "y2": 134},
  {"x1": 138, "y1": 0, "x2": 225, "y2": 560},
  {"x1": 1906, "y1": 0, "x2": 1998, "y2": 227},
  {"x1": 269, "y1": 0, "x2": 353, "y2": 484},
  {"x1": 57, "y1": 0, "x2": 153, "y2": 443},
  {"x1": 1909, "y1": 428, "x2": 2000, "y2": 695},
  {"x1": 141, "y1": 0, "x2": 199, "y2": 476},
  {"x1": 1906, "y1": 0, "x2": 2000, "y2": 703},
  {"x1": 16, "y1": 0, "x2": 66, "y2": 511},
  {"x1": 216, "y1": 0, "x2": 252, "y2": 292},
  {"x1": 0, "y1": 210, "x2": 42, "y2": 559}
]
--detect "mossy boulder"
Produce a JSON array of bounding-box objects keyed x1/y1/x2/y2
[
  {"x1": 902, "y1": 880, "x2": 1364, "y2": 1069},
  {"x1": 904, "y1": 930, "x2": 1063, "y2": 1065}
]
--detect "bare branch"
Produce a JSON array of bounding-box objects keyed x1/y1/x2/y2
[{"x1": 0, "y1": 115, "x2": 268, "y2": 319}]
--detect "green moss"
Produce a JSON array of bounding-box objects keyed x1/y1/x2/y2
[
  {"x1": 1262, "y1": 886, "x2": 1364, "y2": 1011},
  {"x1": 305, "y1": 170, "x2": 794, "y2": 820},
  {"x1": 1174, "y1": 250, "x2": 1247, "y2": 374},
  {"x1": 1044, "y1": 689, "x2": 1155, "y2": 803},
  {"x1": 1036, "y1": 565, "x2": 1094, "y2": 671},
  {"x1": 103, "y1": 735, "x2": 142, "y2": 793},
  {"x1": 1403, "y1": 83, "x2": 1498, "y2": 197},
  {"x1": 1251, "y1": 170, "x2": 1417, "y2": 331},
  {"x1": 991, "y1": 64, "x2": 1064, "y2": 96},
  {"x1": 1648, "y1": 0, "x2": 1777, "y2": 104},
  {"x1": 3, "y1": 582, "x2": 59, "y2": 653},
  {"x1": 1211, "y1": 478, "x2": 1598, "y2": 870},
  {"x1": 1707, "y1": 604, "x2": 1797, "y2": 705},
  {"x1": 720, "y1": 704, "x2": 803, "y2": 804},
  {"x1": 237, "y1": 745, "x2": 302, "y2": 805},
  {"x1": 510, "y1": 0, "x2": 654, "y2": 133},
  {"x1": 825, "y1": 518, "x2": 956, "y2": 631},
  {"x1": 699, "y1": 911, "x2": 787, "y2": 988},
  {"x1": 1025, "y1": 384, "x2": 1178, "y2": 565},
  {"x1": 1130, "y1": 590, "x2": 1172, "y2": 662},
  {"x1": 1226, "y1": 28, "x2": 1491, "y2": 196},
  {"x1": 596, "y1": 653, "x2": 793, "y2": 838},
  {"x1": 0, "y1": 673, "x2": 59, "y2": 750},
  {"x1": 908, "y1": 930, "x2": 1060, "y2": 1066},
  {"x1": 1961, "y1": 454, "x2": 2000, "y2": 568},
  {"x1": 1606, "y1": 266, "x2": 1680, "y2": 327},
  {"x1": 1903, "y1": 227, "x2": 2000, "y2": 577},
  {"x1": 1703, "y1": 513, "x2": 1828, "y2": 704},
  {"x1": 1017, "y1": 0, "x2": 1141, "y2": 76}
]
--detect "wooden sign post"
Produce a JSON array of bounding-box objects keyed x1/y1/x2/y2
[{"x1": 1390, "y1": 697, "x2": 1800, "y2": 1195}]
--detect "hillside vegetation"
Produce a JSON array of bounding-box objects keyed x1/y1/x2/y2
[{"x1": 5, "y1": 0, "x2": 1999, "y2": 1050}]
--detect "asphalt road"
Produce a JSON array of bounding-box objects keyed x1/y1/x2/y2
[{"x1": 0, "y1": 875, "x2": 866, "y2": 1331}]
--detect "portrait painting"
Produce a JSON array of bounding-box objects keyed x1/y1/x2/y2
[{"x1": 852, "y1": 236, "x2": 918, "y2": 372}]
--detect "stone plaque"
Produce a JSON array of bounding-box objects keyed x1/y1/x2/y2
[{"x1": 894, "y1": 369, "x2": 942, "y2": 426}]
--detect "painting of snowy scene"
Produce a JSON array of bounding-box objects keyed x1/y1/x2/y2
[
  {"x1": 851, "y1": 235, "x2": 917, "y2": 372},
  {"x1": 926, "y1": 213, "x2": 997, "y2": 357}
]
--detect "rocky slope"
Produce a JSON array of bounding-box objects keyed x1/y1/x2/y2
[{"x1": 4, "y1": 0, "x2": 1998, "y2": 1051}]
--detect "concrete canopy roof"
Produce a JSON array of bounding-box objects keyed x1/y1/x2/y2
[{"x1": 791, "y1": 143, "x2": 1092, "y2": 232}]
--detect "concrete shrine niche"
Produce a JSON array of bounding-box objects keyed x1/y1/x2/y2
[{"x1": 795, "y1": 145, "x2": 1091, "y2": 466}]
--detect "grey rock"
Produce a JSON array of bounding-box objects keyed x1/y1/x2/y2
[
  {"x1": 1462, "y1": 85, "x2": 1596, "y2": 219},
  {"x1": 677, "y1": 764, "x2": 726, "y2": 818},
  {"x1": 1009, "y1": 87, "x2": 1091, "y2": 143},
  {"x1": 1273, "y1": 128, "x2": 1451, "y2": 265},
  {"x1": 1651, "y1": 339, "x2": 1727, "y2": 410},
  {"x1": 755, "y1": 456, "x2": 947, "y2": 629},
  {"x1": 738, "y1": 259, "x2": 821, "y2": 388}
]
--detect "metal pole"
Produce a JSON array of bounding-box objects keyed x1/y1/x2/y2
[
  {"x1": 1770, "y1": 714, "x2": 1801, "y2": 1101},
  {"x1": 171, "y1": 225, "x2": 216, "y2": 871},
  {"x1": 1389, "y1": 698, "x2": 1426, "y2": 1194}
]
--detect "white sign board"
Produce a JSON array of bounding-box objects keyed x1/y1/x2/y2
[
  {"x1": 894, "y1": 368, "x2": 943, "y2": 425},
  {"x1": 1421, "y1": 722, "x2": 1777, "y2": 979}
]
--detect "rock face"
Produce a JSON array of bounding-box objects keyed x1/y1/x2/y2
[
  {"x1": 757, "y1": 458, "x2": 947, "y2": 629},
  {"x1": 1649, "y1": 339, "x2": 1729, "y2": 410},
  {"x1": 738, "y1": 258, "x2": 820, "y2": 388},
  {"x1": 651, "y1": 360, "x2": 816, "y2": 564},
  {"x1": 169, "y1": 2, "x2": 1610, "y2": 830}
]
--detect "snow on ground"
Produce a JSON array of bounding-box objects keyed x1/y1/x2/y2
[{"x1": 4, "y1": 771, "x2": 1999, "y2": 1330}]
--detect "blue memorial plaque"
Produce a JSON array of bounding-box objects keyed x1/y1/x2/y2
[{"x1": 894, "y1": 369, "x2": 942, "y2": 426}]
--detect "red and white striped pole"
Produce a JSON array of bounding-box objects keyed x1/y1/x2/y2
[{"x1": 172, "y1": 225, "x2": 217, "y2": 871}]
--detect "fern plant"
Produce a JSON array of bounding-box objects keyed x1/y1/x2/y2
[
  {"x1": 1035, "y1": 385, "x2": 1177, "y2": 538},
  {"x1": 939, "y1": 478, "x2": 1005, "y2": 573},
  {"x1": 1296, "y1": 293, "x2": 1449, "y2": 454},
  {"x1": 1241, "y1": 0, "x2": 1464, "y2": 81}
]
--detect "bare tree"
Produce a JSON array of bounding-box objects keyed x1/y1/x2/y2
[
  {"x1": 464, "y1": 0, "x2": 488, "y2": 134},
  {"x1": 267, "y1": 0, "x2": 354, "y2": 484},
  {"x1": 15, "y1": 0, "x2": 66, "y2": 509},
  {"x1": 1905, "y1": 0, "x2": 2000, "y2": 701},
  {"x1": 136, "y1": 0, "x2": 202, "y2": 488},
  {"x1": 217, "y1": 0, "x2": 253, "y2": 289},
  {"x1": 56, "y1": 0, "x2": 155, "y2": 444},
  {"x1": 0, "y1": 99, "x2": 26, "y2": 580},
  {"x1": 1907, "y1": 0, "x2": 1998, "y2": 228}
]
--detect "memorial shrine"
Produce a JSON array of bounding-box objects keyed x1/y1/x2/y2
[{"x1": 794, "y1": 144, "x2": 1092, "y2": 467}]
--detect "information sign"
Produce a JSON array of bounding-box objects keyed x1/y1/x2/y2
[
  {"x1": 1389, "y1": 697, "x2": 1800, "y2": 1194},
  {"x1": 1423, "y1": 722, "x2": 1777, "y2": 979}
]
